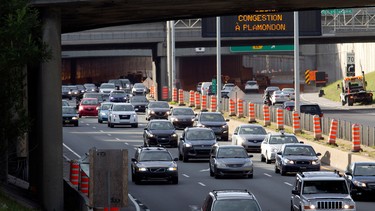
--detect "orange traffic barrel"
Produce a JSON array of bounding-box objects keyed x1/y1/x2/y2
[
  {"x1": 80, "y1": 170, "x2": 89, "y2": 197},
  {"x1": 248, "y1": 102, "x2": 256, "y2": 123},
  {"x1": 178, "y1": 89, "x2": 184, "y2": 106},
  {"x1": 229, "y1": 99, "x2": 236, "y2": 116},
  {"x1": 201, "y1": 95, "x2": 207, "y2": 111},
  {"x1": 69, "y1": 160, "x2": 79, "y2": 188},
  {"x1": 162, "y1": 86, "x2": 168, "y2": 100},
  {"x1": 313, "y1": 115, "x2": 322, "y2": 140},
  {"x1": 195, "y1": 92, "x2": 201, "y2": 109},
  {"x1": 149, "y1": 86, "x2": 155, "y2": 98},
  {"x1": 172, "y1": 88, "x2": 178, "y2": 102},
  {"x1": 189, "y1": 90, "x2": 195, "y2": 107},
  {"x1": 351, "y1": 124, "x2": 361, "y2": 152},
  {"x1": 263, "y1": 105, "x2": 270, "y2": 126},
  {"x1": 237, "y1": 99, "x2": 244, "y2": 118},
  {"x1": 210, "y1": 96, "x2": 217, "y2": 112},
  {"x1": 292, "y1": 111, "x2": 301, "y2": 133},
  {"x1": 328, "y1": 119, "x2": 338, "y2": 145},
  {"x1": 276, "y1": 108, "x2": 284, "y2": 130}
]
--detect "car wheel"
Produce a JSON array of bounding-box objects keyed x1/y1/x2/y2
[
  {"x1": 260, "y1": 154, "x2": 266, "y2": 162},
  {"x1": 110, "y1": 123, "x2": 114, "y2": 128},
  {"x1": 74, "y1": 123, "x2": 79, "y2": 127},
  {"x1": 98, "y1": 119, "x2": 102, "y2": 123},
  {"x1": 209, "y1": 165, "x2": 214, "y2": 177},
  {"x1": 178, "y1": 152, "x2": 183, "y2": 161},
  {"x1": 248, "y1": 174, "x2": 253, "y2": 179},
  {"x1": 280, "y1": 167, "x2": 286, "y2": 176},
  {"x1": 79, "y1": 114, "x2": 82, "y2": 118},
  {"x1": 131, "y1": 123, "x2": 138, "y2": 128},
  {"x1": 265, "y1": 153, "x2": 271, "y2": 164},
  {"x1": 171, "y1": 176, "x2": 178, "y2": 184},
  {"x1": 221, "y1": 136, "x2": 229, "y2": 142},
  {"x1": 183, "y1": 154, "x2": 189, "y2": 162},
  {"x1": 275, "y1": 164, "x2": 280, "y2": 174},
  {"x1": 214, "y1": 168, "x2": 220, "y2": 179},
  {"x1": 107, "y1": 121, "x2": 110, "y2": 127},
  {"x1": 290, "y1": 203, "x2": 294, "y2": 211}
]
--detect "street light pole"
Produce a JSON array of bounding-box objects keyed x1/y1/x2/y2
[
  {"x1": 216, "y1": 17, "x2": 222, "y2": 111},
  {"x1": 294, "y1": 11, "x2": 300, "y2": 114}
]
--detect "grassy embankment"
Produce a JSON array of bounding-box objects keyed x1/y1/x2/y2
[{"x1": 0, "y1": 191, "x2": 39, "y2": 211}]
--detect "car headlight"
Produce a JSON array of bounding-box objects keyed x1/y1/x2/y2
[
  {"x1": 353, "y1": 180, "x2": 367, "y2": 187},
  {"x1": 243, "y1": 160, "x2": 253, "y2": 167},
  {"x1": 191, "y1": 118, "x2": 195, "y2": 122},
  {"x1": 172, "y1": 118, "x2": 178, "y2": 122},
  {"x1": 343, "y1": 204, "x2": 355, "y2": 209},
  {"x1": 216, "y1": 161, "x2": 226, "y2": 168},
  {"x1": 166, "y1": 111, "x2": 170, "y2": 115},
  {"x1": 197, "y1": 123, "x2": 205, "y2": 127},
  {"x1": 137, "y1": 167, "x2": 147, "y2": 172},
  {"x1": 184, "y1": 143, "x2": 192, "y2": 147},
  {"x1": 150, "y1": 111, "x2": 155, "y2": 114},
  {"x1": 112, "y1": 114, "x2": 117, "y2": 118},
  {"x1": 222, "y1": 125, "x2": 228, "y2": 129},
  {"x1": 271, "y1": 148, "x2": 279, "y2": 153},
  {"x1": 168, "y1": 167, "x2": 177, "y2": 171},
  {"x1": 303, "y1": 204, "x2": 316, "y2": 210},
  {"x1": 72, "y1": 117, "x2": 78, "y2": 120},
  {"x1": 311, "y1": 160, "x2": 320, "y2": 165},
  {"x1": 68, "y1": 91, "x2": 72, "y2": 94},
  {"x1": 101, "y1": 112, "x2": 106, "y2": 115},
  {"x1": 172, "y1": 133, "x2": 177, "y2": 137},
  {"x1": 284, "y1": 159, "x2": 294, "y2": 164}
]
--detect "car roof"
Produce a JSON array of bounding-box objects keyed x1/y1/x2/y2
[
  {"x1": 149, "y1": 119, "x2": 171, "y2": 122},
  {"x1": 81, "y1": 98, "x2": 98, "y2": 100},
  {"x1": 298, "y1": 171, "x2": 344, "y2": 181},
  {"x1": 216, "y1": 145, "x2": 245, "y2": 149},
  {"x1": 138, "y1": 146, "x2": 168, "y2": 152},
  {"x1": 173, "y1": 107, "x2": 193, "y2": 110},
  {"x1": 238, "y1": 124, "x2": 263, "y2": 128},
  {"x1": 186, "y1": 127, "x2": 213, "y2": 132},
  {"x1": 283, "y1": 143, "x2": 308, "y2": 147},
  {"x1": 112, "y1": 103, "x2": 132, "y2": 105},
  {"x1": 353, "y1": 161, "x2": 375, "y2": 165},
  {"x1": 268, "y1": 132, "x2": 296, "y2": 137},
  {"x1": 212, "y1": 190, "x2": 256, "y2": 200},
  {"x1": 200, "y1": 112, "x2": 222, "y2": 115}
]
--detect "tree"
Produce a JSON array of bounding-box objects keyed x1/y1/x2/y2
[{"x1": 0, "y1": 0, "x2": 50, "y2": 183}]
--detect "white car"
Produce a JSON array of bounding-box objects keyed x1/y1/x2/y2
[
  {"x1": 99, "y1": 83, "x2": 116, "y2": 94},
  {"x1": 132, "y1": 83, "x2": 148, "y2": 95},
  {"x1": 260, "y1": 132, "x2": 300, "y2": 164},
  {"x1": 108, "y1": 103, "x2": 138, "y2": 128},
  {"x1": 200, "y1": 82, "x2": 212, "y2": 95},
  {"x1": 281, "y1": 88, "x2": 295, "y2": 100},
  {"x1": 270, "y1": 91, "x2": 290, "y2": 105},
  {"x1": 244, "y1": 80, "x2": 259, "y2": 93}
]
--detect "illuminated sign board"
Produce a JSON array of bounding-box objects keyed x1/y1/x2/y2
[{"x1": 202, "y1": 11, "x2": 321, "y2": 37}]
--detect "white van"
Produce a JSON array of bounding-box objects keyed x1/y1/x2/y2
[{"x1": 200, "y1": 82, "x2": 212, "y2": 95}]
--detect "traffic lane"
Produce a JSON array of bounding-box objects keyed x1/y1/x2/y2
[{"x1": 322, "y1": 109, "x2": 375, "y2": 127}]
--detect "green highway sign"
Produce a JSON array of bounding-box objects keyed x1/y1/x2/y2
[
  {"x1": 321, "y1": 9, "x2": 353, "y2": 15},
  {"x1": 230, "y1": 45, "x2": 294, "y2": 53},
  {"x1": 211, "y1": 78, "x2": 217, "y2": 94}
]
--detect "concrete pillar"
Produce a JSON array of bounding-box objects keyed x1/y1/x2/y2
[
  {"x1": 38, "y1": 8, "x2": 63, "y2": 211},
  {"x1": 153, "y1": 43, "x2": 169, "y2": 100}
]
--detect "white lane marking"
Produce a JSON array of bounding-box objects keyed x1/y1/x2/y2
[
  {"x1": 107, "y1": 134, "x2": 111, "y2": 136},
  {"x1": 86, "y1": 124, "x2": 90, "y2": 126},
  {"x1": 125, "y1": 143, "x2": 129, "y2": 145},
  {"x1": 116, "y1": 138, "x2": 120, "y2": 141},
  {"x1": 200, "y1": 168, "x2": 210, "y2": 172},
  {"x1": 100, "y1": 130, "x2": 104, "y2": 133},
  {"x1": 63, "y1": 143, "x2": 81, "y2": 158},
  {"x1": 182, "y1": 174, "x2": 190, "y2": 178},
  {"x1": 264, "y1": 173, "x2": 272, "y2": 177},
  {"x1": 284, "y1": 182, "x2": 293, "y2": 187},
  {"x1": 92, "y1": 127, "x2": 96, "y2": 129},
  {"x1": 198, "y1": 182, "x2": 206, "y2": 187},
  {"x1": 128, "y1": 194, "x2": 141, "y2": 211}
]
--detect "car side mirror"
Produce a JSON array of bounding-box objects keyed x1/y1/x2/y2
[
  {"x1": 299, "y1": 141, "x2": 304, "y2": 144},
  {"x1": 248, "y1": 155, "x2": 253, "y2": 158},
  {"x1": 144, "y1": 128, "x2": 147, "y2": 130},
  {"x1": 345, "y1": 171, "x2": 352, "y2": 176},
  {"x1": 173, "y1": 158, "x2": 178, "y2": 161},
  {"x1": 277, "y1": 152, "x2": 282, "y2": 155},
  {"x1": 233, "y1": 132, "x2": 237, "y2": 135},
  {"x1": 131, "y1": 158, "x2": 137, "y2": 162},
  {"x1": 211, "y1": 155, "x2": 215, "y2": 158},
  {"x1": 170, "y1": 106, "x2": 173, "y2": 109},
  {"x1": 225, "y1": 119, "x2": 230, "y2": 122},
  {"x1": 180, "y1": 136, "x2": 184, "y2": 140},
  {"x1": 316, "y1": 152, "x2": 321, "y2": 156},
  {"x1": 291, "y1": 190, "x2": 299, "y2": 195}
]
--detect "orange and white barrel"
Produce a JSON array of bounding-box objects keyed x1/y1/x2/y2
[
  {"x1": 195, "y1": 92, "x2": 201, "y2": 109},
  {"x1": 351, "y1": 124, "x2": 361, "y2": 152},
  {"x1": 210, "y1": 96, "x2": 217, "y2": 112},
  {"x1": 189, "y1": 90, "x2": 195, "y2": 107},
  {"x1": 276, "y1": 108, "x2": 284, "y2": 130},
  {"x1": 69, "y1": 160, "x2": 79, "y2": 188},
  {"x1": 263, "y1": 105, "x2": 270, "y2": 126},
  {"x1": 237, "y1": 99, "x2": 244, "y2": 118},
  {"x1": 172, "y1": 88, "x2": 178, "y2": 102},
  {"x1": 313, "y1": 115, "x2": 322, "y2": 140},
  {"x1": 80, "y1": 170, "x2": 89, "y2": 197},
  {"x1": 292, "y1": 111, "x2": 301, "y2": 133},
  {"x1": 248, "y1": 102, "x2": 256, "y2": 123},
  {"x1": 162, "y1": 86, "x2": 168, "y2": 100},
  {"x1": 328, "y1": 119, "x2": 338, "y2": 145},
  {"x1": 178, "y1": 89, "x2": 184, "y2": 105},
  {"x1": 201, "y1": 95, "x2": 207, "y2": 111},
  {"x1": 149, "y1": 86, "x2": 155, "y2": 98},
  {"x1": 229, "y1": 99, "x2": 236, "y2": 116}
]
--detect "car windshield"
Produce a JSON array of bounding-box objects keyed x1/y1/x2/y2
[
  {"x1": 239, "y1": 127, "x2": 266, "y2": 135},
  {"x1": 149, "y1": 102, "x2": 169, "y2": 108},
  {"x1": 283, "y1": 146, "x2": 315, "y2": 156},
  {"x1": 100, "y1": 104, "x2": 112, "y2": 110},
  {"x1": 139, "y1": 151, "x2": 172, "y2": 161},
  {"x1": 111, "y1": 92, "x2": 126, "y2": 97},
  {"x1": 269, "y1": 136, "x2": 299, "y2": 144},
  {"x1": 217, "y1": 148, "x2": 248, "y2": 158},
  {"x1": 149, "y1": 122, "x2": 174, "y2": 130},
  {"x1": 130, "y1": 97, "x2": 148, "y2": 103},
  {"x1": 101, "y1": 84, "x2": 115, "y2": 89},
  {"x1": 246, "y1": 81, "x2": 257, "y2": 85},
  {"x1": 186, "y1": 130, "x2": 215, "y2": 140},
  {"x1": 301, "y1": 105, "x2": 320, "y2": 113},
  {"x1": 62, "y1": 107, "x2": 76, "y2": 114},
  {"x1": 62, "y1": 101, "x2": 69, "y2": 106},
  {"x1": 84, "y1": 94, "x2": 103, "y2": 101},
  {"x1": 62, "y1": 86, "x2": 70, "y2": 91},
  {"x1": 354, "y1": 164, "x2": 375, "y2": 176},
  {"x1": 201, "y1": 114, "x2": 225, "y2": 122},
  {"x1": 81, "y1": 99, "x2": 98, "y2": 105},
  {"x1": 173, "y1": 109, "x2": 194, "y2": 115},
  {"x1": 112, "y1": 104, "x2": 134, "y2": 111},
  {"x1": 134, "y1": 83, "x2": 145, "y2": 88},
  {"x1": 212, "y1": 199, "x2": 261, "y2": 211},
  {"x1": 282, "y1": 88, "x2": 294, "y2": 92},
  {"x1": 67, "y1": 86, "x2": 78, "y2": 90},
  {"x1": 302, "y1": 181, "x2": 349, "y2": 194}
]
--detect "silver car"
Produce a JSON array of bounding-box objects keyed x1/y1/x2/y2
[
  {"x1": 260, "y1": 132, "x2": 300, "y2": 164},
  {"x1": 232, "y1": 124, "x2": 267, "y2": 152}
]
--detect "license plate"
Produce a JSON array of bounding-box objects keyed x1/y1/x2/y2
[
  {"x1": 65, "y1": 120, "x2": 70, "y2": 123},
  {"x1": 135, "y1": 108, "x2": 139, "y2": 111},
  {"x1": 161, "y1": 138, "x2": 166, "y2": 140}
]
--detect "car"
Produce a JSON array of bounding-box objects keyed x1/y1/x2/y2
[
  {"x1": 282, "y1": 101, "x2": 295, "y2": 111},
  {"x1": 78, "y1": 98, "x2": 99, "y2": 117},
  {"x1": 275, "y1": 143, "x2": 321, "y2": 175},
  {"x1": 99, "y1": 83, "x2": 116, "y2": 94},
  {"x1": 77, "y1": 92, "x2": 105, "y2": 109},
  {"x1": 119, "y1": 78, "x2": 132, "y2": 93},
  {"x1": 132, "y1": 83, "x2": 148, "y2": 95},
  {"x1": 143, "y1": 120, "x2": 178, "y2": 147},
  {"x1": 260, "y1": 131, "x2": 301, "y2": 164},
  {"x1": 61, "y1": 86, "x2": 72, "y2": 100},
  {"x1": 209, "y1": 144, "x2": 254, "y2": 178},
  {"x1": 291, "y1": 171, "x2": 356, "y2": 211},
  {"x1": 194, "y1": 112, "x2": 229, "y2": 141},
  {"x1": 201, "y1": 189, "x2": 262, "y2": 211},
  {"x1": 109, "y1": 90, "x2": 128, "y2": 102},
  {"x1": 62, "y1": 106, "x2": 79, "y2": 126},
  {"x1": 145, "y1": 101, "x2": 171, "y2": 120},
  {"x1": 108, "y1": 79, "x2": 123, "y2": 90},
  {"x1": 244, "y1": 80, "x2": 259, "y2": 93},
  {"x1": 270, "y1": 90, "x2": 290, "y2": 105},
  {"x1": 196, "y1": 82, "x2": 203, "y2": 93},
  {"x1": 97, "y1": 102, "x2": 113, "y2": 123},
  {"x1": 344, "y1": 161, "x2": 375, "y2": 199},
  {"x1": 221, "y1": 83, "x2": 235, "y2": 98},
  {"x1": 170, "y1": 107, "x2": 195, "y2": 129},
  {"x1": 282, "y1": 87, "x2": 295, "y2": 100},
  {"x1": 83, "y1": 83, "x2": 98, "y2": 93},
  {"x1": 66, "y1": 85, "x2": 80, "y2": 98},
  {"x1": 178, "y1": 127, "x2": 217, "y2": 162},
  {"x1": 222, "y1": 83, "x2": 235, "y2": 90},
  {"x1": 107, "y1": 103, "x2": 138, "y2": 128},
  {"x1": 62, "y1": 99, "x2": 70, "y2": 106},
  {"x1": 232, "y1": 124, "x2": 267, "y2": 152},
  {"x1": 75, "y1": 84, "x2": 86, "y2": 95},
  {"x1": 263, "y1": 86, "x2": 280, "y2": 105},
  {"x1": 131, "y1": 146, "x2": 178, "y2": 184},
  {"x1": 201, "y1": 82, "x2": 212, "y2": 95},
  {"x1": 129, "y1": 95, "x2": 149, "y2": 112},
  {"x1": 300, "y1": 103, "x2": 323, "y2": 117}
]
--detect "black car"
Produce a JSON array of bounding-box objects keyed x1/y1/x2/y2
[
  {"x1": 83, "y1": 83, "x2": 98, "y2": 93},
  {"x1": 143, "y1": 120, "x2": 178, "y2": 147},
  {"x1": 194, "y1": 112, "x2": 229, "y2": 141},
  {"x1": 275, "y1": 143, "x2": 321, "y2": 176},
  {"x1": 170, "y1": 107, "x2": 195, "y2": 129},
  {"x1": 109, "y1": 90, "x2": 128, "y2": 102},
  {"x1": 131, "y1": 147, "x2": 179, "y2": 184},
  {"x1": 344, "y1": 161, "x2": 375, "y2": 199},
  {"x1": 61, "y1": 86, "x2": 72, "y2": 100},
  {"x1": 178, "y1": 127, "x2": 217, "y2": 162},
  {"x1": 62, "y1": 106, "x2": 79, "y2": 127},
  {"x1": 145, "y1": 101, "x2": 171, "y2": 120},
  {"x1": 282, "y1": 101, "x2": 295, "y2": 111},
  {"x1": 300, "y1": 103, "x2": 323, "y2": 117},
  {"x1": 130, "y1": 95, "x2": 149, "y2": 112}
]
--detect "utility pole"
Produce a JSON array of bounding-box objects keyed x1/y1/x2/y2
[
  {"x1": 216, "y1": 17, "x2": 222, "y2": 111},
  {"x1": 294, "y1": 11, "x2": 300, "y2": 114}
]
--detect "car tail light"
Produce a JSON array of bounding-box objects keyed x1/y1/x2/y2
[
  {"x1": 319, "y1": 113, "x2": 323, "y2": 117},
  {"x1": 79, "y1": 106, "x2": 83, "y2": 111},
  {"x1": 286, "y1": 107, "x2": 291, "y2": 111}
]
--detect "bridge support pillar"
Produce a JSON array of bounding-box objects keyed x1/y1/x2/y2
[{"x1": 154, "y1": 42, "x2": 169, "y2": 101}]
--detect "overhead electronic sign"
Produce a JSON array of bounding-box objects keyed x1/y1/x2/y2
[{"x1": 202, "y1": 10, "x2": 321, "y2": 37}]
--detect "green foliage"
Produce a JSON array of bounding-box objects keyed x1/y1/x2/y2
[{"x1": 0, "y1": 190, "x2": 40, "y2": 211}]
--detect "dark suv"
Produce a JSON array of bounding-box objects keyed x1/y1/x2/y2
[
  {"x1": 145, "y1": 101, "x2": 171, "y2": 120},
  {"x1": 194, "y1": 112, "x2": 229, "y2": 141},
  {"x1": 300, "y1": 103, "x2": 323, "y2": 117},
  {"x1": 131, "y1": 147, "x2": 178, "y2": 184},
  {"x1": 201, "y1": 189, "x2": 262, "y2": 211}
]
